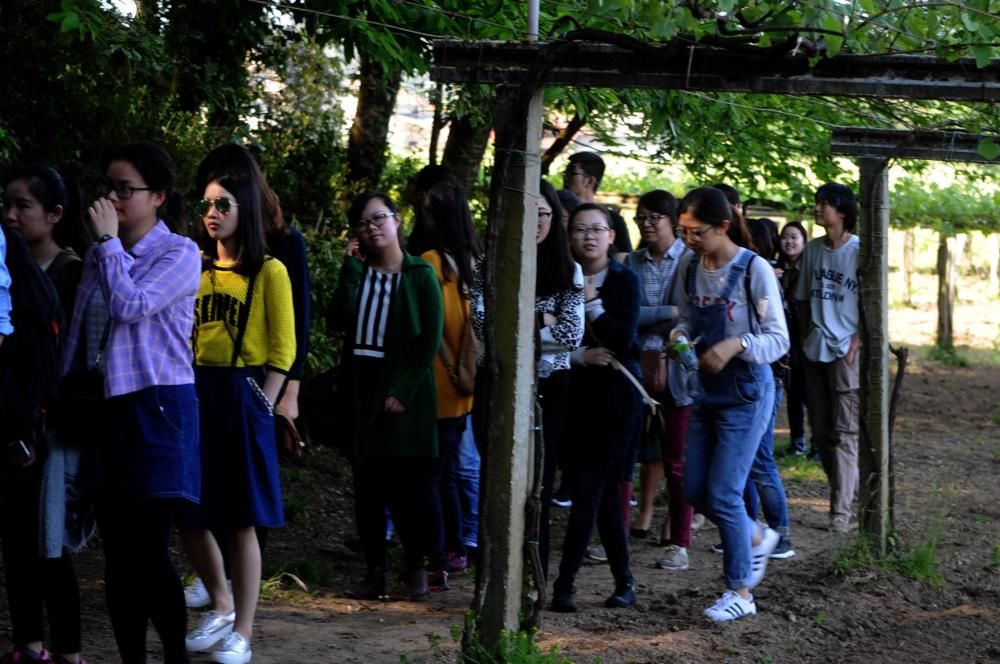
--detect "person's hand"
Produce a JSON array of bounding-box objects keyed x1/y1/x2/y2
[
  {"x1": 583, "y1": 347, "x2": 614, "y2": 367},
  {"x1": 88, "y1": 198, "x2": 119, "y2": 238},
  {"x1": 542, "y1": 313, "x2": 558, "y2": 327},
  {"x1": 346, "y1": 239, "x2": 364, "y2": 261},
  {"x1": 699, "y1": 337, "x2": 742, "y2": 374},
  {"x1": 846, "y1": 333, "x2": 860, "y2": 365},
  {"x1": 276, "y1": 380, "x2": 300, "y2": 420},
  {"x1": 773, "y1": 266, "x2": 784, "y2": 280},
  {"x1": 384, "y1": 396, "x2": 406, "y2": 414}
]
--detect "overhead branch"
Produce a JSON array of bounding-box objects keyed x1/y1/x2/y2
[{"x1": 541, "y1": 114, "x2": 586, "y2": 175}]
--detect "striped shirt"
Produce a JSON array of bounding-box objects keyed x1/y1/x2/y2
[
  {"x1": 0, "y1": 229, "x2": 12, "y2": 336},
  {"x1": 61, "y1": 221, "x2": 202, "y2": 397},
  {"x1": 353, "y1": 268, "x2": 400, "y2": 358},
  {"x1": 627, "y1": 239, "x2": 688, "y2": 351}
]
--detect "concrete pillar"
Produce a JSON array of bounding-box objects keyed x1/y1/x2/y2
[
  {"x1": 473, "y1": 83, "x2": 543, "y2": 647},
  {"x1": 856, "y1": 157, "x2": 893, "y2": 553}
]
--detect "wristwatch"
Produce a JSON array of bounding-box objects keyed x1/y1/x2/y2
[
  {"x1": 739, "y1": 335, "x2": 750, "y2": 351},
  {"x1": 98, "y1": 234, "x2": 115, "y2": 244}
]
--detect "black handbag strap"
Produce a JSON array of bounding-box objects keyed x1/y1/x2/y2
[
  {"x1": 90, "y1": 318, "x2": 112, "y2": 370},
  {"x1": 229, "y1": 269, "x2": 259, "y2": 367}
]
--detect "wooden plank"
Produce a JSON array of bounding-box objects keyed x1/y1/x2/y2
[
  {"x1": 431, "y1": 40, "x2": 1000, "y2": 102},
  {"x1": 832, "y1": 128, "x2": 999, "y2": 163}
]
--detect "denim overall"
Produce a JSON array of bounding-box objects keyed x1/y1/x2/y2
[{"x1": 682, "y1": 248, "x2": 775, "y2": 590}]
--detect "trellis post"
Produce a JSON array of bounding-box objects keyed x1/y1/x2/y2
[
  {"x1": 472, "y1": 82, "x2": 544, "y2": 648},
  {"x1": 856, "y1": 157, "x2": 892, "y2": 553}
]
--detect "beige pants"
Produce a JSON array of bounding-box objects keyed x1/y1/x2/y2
[{"x1": 804, "y1": 353, "x2": 860, "y2": 523}]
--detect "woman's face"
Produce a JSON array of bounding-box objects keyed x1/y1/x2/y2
[
  {"x1": 355, "y1": 197, "x2": 401, "y2": 253},
  {"x1": 537, "y1": 198, "x2": 553, "y2": 244},
  {"x1": 105, "y1": 159, "x2": 164, "y2": 229},
  {"x1": 3, "y1": 178, "x2": 61, "y2": 246},
  {"x1": 781, "y1": 226, "x2": 806, "y2": 259},
  {"x1": 569, "y1": 208, "x2": 614, "y2": 261},
  {"x1": 635, "y1": 205, "x2": 672, "y2": 245},
  {"x1": 201, "y1": 181, "x2": 240, "y2": 245},
  {"x1": 678, "y1": 211, "x2": 725, "y2": 256}
]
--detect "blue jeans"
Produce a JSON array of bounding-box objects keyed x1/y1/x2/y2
[
  {"x1": 745, "y1": 381, "x2": 790, "y2": 531},
  {"x1": 456, "y1": 415, "x2": 480, "y2": 550},
  {"x1": 685, "y1": 364, "x2": 774, "y2": 590}
]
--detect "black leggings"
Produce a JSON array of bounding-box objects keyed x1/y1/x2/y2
[
  {"x1": 0, "y1": 464, "x2": 82, "y2": 654},
  {"x1": 96, "y1": 498, "x2": 189, "y2": 664}
]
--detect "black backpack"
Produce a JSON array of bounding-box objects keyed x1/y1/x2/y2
[{"x1": 0, "y1": 227, "x2": 64, "y2": 448}]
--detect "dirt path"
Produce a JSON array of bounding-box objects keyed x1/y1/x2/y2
[{"x1": 3, "y1": 358, "x2": 999, "y2": 663}]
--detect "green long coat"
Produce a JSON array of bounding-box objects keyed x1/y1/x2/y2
[{"x1": 330, "y1": 252, "x2": 443, "y2": 460}]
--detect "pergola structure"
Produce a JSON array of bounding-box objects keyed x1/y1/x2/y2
[{"x1": 429, "y1": 38, "x2": 1000, "y2": 645}]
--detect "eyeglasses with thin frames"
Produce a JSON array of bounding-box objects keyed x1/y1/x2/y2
[
  {"x1": 571, "y1": 225, "x2": 610, "y2": 238},
  {"x1": 679, "y1": 224, "x2": 714, "y2": 239},
  {"x1": 635, "y1": 213, "x2": 667, "y2": 227},
  {"x1": 99, "y1": 178, "x2": 152, "y2": 200},
  {"x1": 352, "y1": 211, "x2": 396, "y2": 231}
]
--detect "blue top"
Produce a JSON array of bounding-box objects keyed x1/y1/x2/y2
[{"x1": 0, "y1": 228, "x2": 12, "y2": 336}]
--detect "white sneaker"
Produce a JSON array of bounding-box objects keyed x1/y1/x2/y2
[
  {"x1": 186, "y1": 610, "x2": 236, "y2": 652},
  {"x1": 704, "y1": 590, "x2": 756, "y2": 622},
  {"x1": 586, "y1": 545, "x2": 608, "y2": 562},
  {"x1": 211, "y1": 631, "x2": 252, "y2": 664},
  {"x1": 748, "y1": 527, "x2": 780, "y2": 589},
  {"x1": 184, "y1": 578, "x2": 233, "y2": 609},
  {"x1": 184, "y1": 577, "x2": 210, "y2": 609}
]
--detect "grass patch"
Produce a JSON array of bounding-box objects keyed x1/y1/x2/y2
[
  {"x1": 447, "y1": 614, "x2": 584, "y2": 664},
  {"x1": 260, "y1": 558, "x2": 342, "y2": 600},
  {"x1": 926, "y1": 345, "x2": 969, "y2": 367},
  {"x1": 833, "y1": 528, "x2": 945, "y2": 589},
  {"x1": 778, "y1": 454, "x2": 826, "y2": 483}
]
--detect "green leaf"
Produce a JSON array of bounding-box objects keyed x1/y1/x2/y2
[
  {"x1": 960, "y1": 13, "x2": 979, "y2": 32},
  {"x1": 759, "y1": 33, "x2": 772, "y2": 48},
  {"x1": 978, "y1": 138, "x2": 1000, "y2": 161},
  {"x1": 972, "y1": 45, "x2": 993, "y2": 69}
]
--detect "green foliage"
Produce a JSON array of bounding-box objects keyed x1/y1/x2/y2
[
  {"x1": 778, "y1": 454, "x2": 826, "y2": 483},
  {"x1": 926, "y1": 345, "x2": 969, "y2": 367},
  {"x1": 458, "y1": 614, "x2": 576, "y2": 664},
  {"x1": 833, "y1": 529, "x2": 944, "y2": 589},
  {"x1": 892, "y1": 170, "x2": 1000, "y2": 234}
]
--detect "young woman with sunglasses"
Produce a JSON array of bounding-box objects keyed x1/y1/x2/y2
[
  {"x1": 670, "y1": 187, "x2": 789, "y2": 622},
  {"x1": 622, "y1": 190, "x2": 697, "y2": 572},
  {"x1": 61, "y1": 142, "x2": 201, "y2": 662},
  {"x1": 551, "y1": 203, "x2": 641, "y2": 613},
  {"x1": 329, "y1": 192, "x2": 443, "y2": 600},
  {"x1": 180, "y1": 158, "x2": 296, "y2": 663}
]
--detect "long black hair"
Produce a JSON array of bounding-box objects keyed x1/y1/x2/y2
[
  {"x1": 537, "y1": 179, "x2": 577, "y2": 298},
  {"x1": 748, "y1": 217, "x2": 779, "y2": 261},
  {"x1": 196, "y1": 143, "x2": 286, "y2": 237},
  {"x1": 198, "y1": 172, "x2": 267, "y2": 276},
  {"x1": 102, "y1": 141, "x2": 184, "y2": 231},
  {"x1": 3, "y1": 164, "x2": 90, "y2": 256},
  {"x1": 411, "y1": 179, "x2": 482, "y2": 295},
  {"x1": 678, "y1": 186, "x2": 753, "y2": 249}
]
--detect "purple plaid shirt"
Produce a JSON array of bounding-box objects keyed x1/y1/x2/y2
[{"x1": 61, "y1": 221, "x2": 201, "y2": 397}]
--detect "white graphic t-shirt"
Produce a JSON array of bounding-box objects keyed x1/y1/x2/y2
[{"x1": 795, "y1": 234, "x2": 860, "y2": 362}]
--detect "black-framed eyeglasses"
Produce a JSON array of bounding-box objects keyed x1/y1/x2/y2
[
  {"x1": 564, "y1": 169, "x2": 588, "y2": 179},
  {"x1": 99, "y1": 178, "x2": 152, "y2": 200},
  {"x1": 679, "y1": 225, "x2": 714, "y2": 239},
  {"x1": 635, "y1": 213, "x2": 667, "y2": 227},
  {"x1": 197, "y1": 197, "x2": 238, "y2": 216},
  {"x1": 352, "y1": 211, "x2": 396, "y2": 230}
]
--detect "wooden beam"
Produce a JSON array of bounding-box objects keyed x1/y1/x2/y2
[
  {"x1": 856, "y1": 157, "x2": 892, "y2": 554},
  {"x1": 431, "y1": 40, "x2": 1000, "y2": 102},
  {"x1": 831, "y1": 128, "x2": 1000, "y2": 163}
]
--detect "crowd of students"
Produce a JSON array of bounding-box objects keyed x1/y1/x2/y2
[{"x1": 0, "y1": 144, "x2": 863, "y2": 663}]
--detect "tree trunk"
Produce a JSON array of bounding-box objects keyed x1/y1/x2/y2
[
  {"x1": 346, "y1": 53, "x2": 402, "y2": 189},
  {"x1": 136, "y1": 0, "x2": 159, "y2": 32},
  {"x1": 428, "y1": 82, "x2": 444, "y2": 166},
  {"x1": 989, "y1": 234, "x2": 999, "y2": 296},
  {"x1": 540, "y1": 114, "x2": 586, "y2": 175},
  {"x1": 936, "y1": 231, "x2": 954, "y2": 350},
  {"x1": 441, "y1": 112, "x2": 493, "y2": 196},
  {"x1": 857, "y1": 158, "x2": 892, "y2": 554},
  {"x1": 902, "y1": 228, "x2": 915, "y2": 307},
  {"x1": 952, "y1": 233, "x2": 967, "y2": 282}
]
